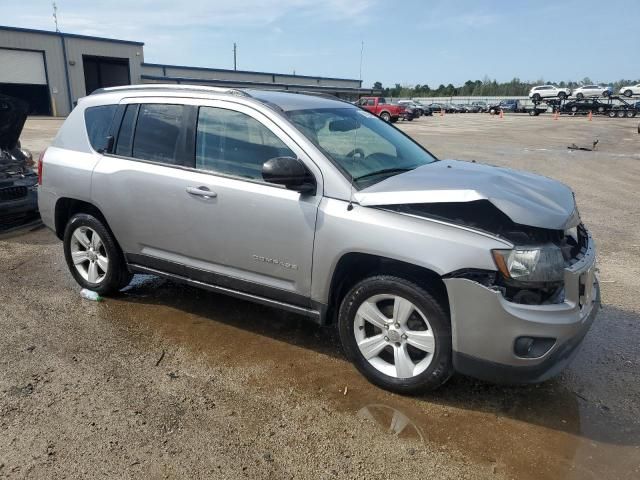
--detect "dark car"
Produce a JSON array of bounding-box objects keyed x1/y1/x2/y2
[
  {"x1": 561, "y1": 99, "x2": 612, "y2": 115},
  {"x1": 0, "y1": 95, "x2": 38, "y2": 230},
  {"x1": 488, "y1": 99, "x2": 520, "y2": 114}
]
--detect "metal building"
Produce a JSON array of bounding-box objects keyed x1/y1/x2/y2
[{"x1": 0, "y1": 25, "x2": 376, "y2": 117}]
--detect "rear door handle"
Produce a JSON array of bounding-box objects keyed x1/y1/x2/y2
[{"x1": 186, "y1": 186, "x2": 217, "y2": 199}]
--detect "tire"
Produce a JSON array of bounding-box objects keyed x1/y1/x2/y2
[
  {"x1": 617, "y1": 110, "x2": 625, "y2": 118},
  {"x1": 608, "y1": 110, "x2": 617, "y2": 118},
  {"x1": 528, "y1": 109, "x2": 537, "y2": 116},
  {"x1": 63, "y1": 213, "x2": 132, "y2": 295},
  {"x1": 603, "y1": 90, "x2": 610, "y2": 98},
  {"x1": 625, "y1": 110, "x2": 635, "y2": 118},
  {"x1": 532, "y1": 94, "x2": 541, "y2": 102},
  {"x1": 571, "y1": 106, "x2": 578, "y2": 113},
  {"x1": 489, "y1": 108, "x2": 496, "y2": 115},
  {"x1": 390, "y1": 117, "x2": 398, "y2": 123},
  {"x1": 558, "y1": 92, "x2": 567, "y2": 99},
  {"x1": 380, "y1": 112, "x2": 391, "y2": 122},
  {"x1": 624, "y1": 90, "x2": 633, "y2": 98},
  {"x1": 338, "y1": 275, "x2": 453, "y2": 394},
  {"x1": 597, "y1": 106, "x2": 605, "y2": 113},
  {"x1": 576, "y1": 93, "x2": 584, "y2": 100}
]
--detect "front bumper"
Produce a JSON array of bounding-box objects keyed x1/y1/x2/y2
[
  {"x1": 0, "y1": 182, "x2": 39, "y2": 226},
  {"x1": 444, "y1": 231, "x2": 600, "y2": 384}
]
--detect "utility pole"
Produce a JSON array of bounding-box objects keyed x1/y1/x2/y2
[
  {"x1": 359, "y1": 40, "x2": 364, "y2": 83},
  {"x1": 52, "y1": 2, "x2": 60, "y2": 32},
  {"x1": 233, "y1": 42, "x2": 237, "y2": 70}
]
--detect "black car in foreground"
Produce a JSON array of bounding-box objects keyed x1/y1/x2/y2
[
  {"x1": 561, "y1": 99, "x2": 612, "y2": 115},
  {"x1": 0, "y1": 95, "x2": 38, "y2": 230}
]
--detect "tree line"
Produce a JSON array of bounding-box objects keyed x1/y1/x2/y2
[{"x1": 373, "y1": 77, "x2": 640, "y2": 98}]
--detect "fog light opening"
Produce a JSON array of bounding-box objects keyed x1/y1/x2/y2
[{"x1": 514, "y1": 336, "x2": 556, "y2": 358}]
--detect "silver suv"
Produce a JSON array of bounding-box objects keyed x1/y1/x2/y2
[{"x1": 38, "y1": 85, "x2": 600, "y2": 393}]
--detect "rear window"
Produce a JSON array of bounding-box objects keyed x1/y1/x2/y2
[{"x1": 84, "y1": 105, "x2": 117, "y2": 151}]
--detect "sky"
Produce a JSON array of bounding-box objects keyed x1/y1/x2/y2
[{"x1": 2, "y1": 0, "x2": 639, "y2": 88}]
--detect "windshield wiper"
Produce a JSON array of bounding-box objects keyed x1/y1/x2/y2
[{"x1": 353, "y1": 167, "x2": 414, "y2": 182}]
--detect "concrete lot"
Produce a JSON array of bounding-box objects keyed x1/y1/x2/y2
[{"x1": 1, "y1": 114, "x2": 639, "y2": 479}]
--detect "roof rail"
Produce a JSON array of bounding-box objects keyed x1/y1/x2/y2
[{"x1": 90, "y1": 83, "x2": 251, "y2": 97}]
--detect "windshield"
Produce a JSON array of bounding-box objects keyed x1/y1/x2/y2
[{"x1": 286, "y1": 107, "x2": 436, "y2": 188}]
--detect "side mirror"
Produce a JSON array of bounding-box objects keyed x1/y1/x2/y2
[{"x1": 262, "y1": 157, "x2": 316, "y2": 194}]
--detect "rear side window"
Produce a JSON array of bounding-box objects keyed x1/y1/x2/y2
[
  {"x1": 115, "y1": 104, "x2": 137, "y2": 157},
  {"x1": 195, "y1": 107, "x2": 293, "y2": 181},
  {"x1": 132, "y1": 104, "x2": 187, "y2": 165},
  {"x1": 84, "y1": 105, "x2": 117, "y2": 151}
]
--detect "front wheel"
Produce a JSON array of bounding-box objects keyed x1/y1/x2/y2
[
  {"x1": 338, "y1": 275, "x2": 453, "y2": 394},
  {"x1": 576, "y1": 93, "x2": 584, "y2": 100},
  {"x1": 624, "y1": 90, "x2": 633, "y2": 97},
  {"x1": 63, "y1": 213, "x2": 132, "y2": 295},
  {"x1": 380, "y1": 112, "x2": 391, "y2": 122}
]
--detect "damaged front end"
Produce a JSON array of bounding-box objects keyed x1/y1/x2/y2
[
  {"x1": 0, "y1": 95, "x2": 39, "y2": 230},
  {"x1": 384, "y1": 199, "x2": 589, "y2": 306}
]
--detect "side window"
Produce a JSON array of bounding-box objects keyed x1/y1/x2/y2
[
  {"x1": 378, "y1": 98, "x2": 386, "y2": 104},
  {"x1": 115, "y1": 104, "x2": 137, "y2": 157},
  {"x1": 366, "y1": 99, "x2": 375, "y2": 106},
  {"x1": 196, "y1": 107, "x2": 294, "y2": 181},
  {"x1": 131, "y1": 104, "x2": 187, "y2": 165},
  {"x1": 84, "y1": 104, "x2": 117, "y2": 151}
]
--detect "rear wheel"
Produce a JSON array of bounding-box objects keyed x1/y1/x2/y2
[
  {"x1": 338, "y1": 275, "x2": 453, "y2": 393},
  {"x1": 617, "y1": 110, "x2": 626, "y2": 118},
  {"x1": 625, "y1": 110, "x2": 635, "y2": 118},
  {"x1": 532, "y1": 93, "x2": 541, "y2": 102},
  {"x1": 576, "y1": 93, "x2": 584, "y2": 100},
  {"x1": 624, "y1": 89, "x2": 633, "y2": 97},
  {"x1": 380, "y1": 112, "x2": 391, "y2": 122},
  {"x1": 558, "y1": 92, "x2": 567, "y2": 99},
  {"x1": 63, "y1": 214, "x2": 132, "y2": 295},
  {"x1": 608, "y1": 110, "x2": 617, "y2": 118}
]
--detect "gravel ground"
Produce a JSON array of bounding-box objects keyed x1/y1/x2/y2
[{"x1": 1, "y1": 113, "x2": 639, "y2": 479}]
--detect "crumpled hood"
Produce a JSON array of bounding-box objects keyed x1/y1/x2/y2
[
  {"x1": 354, "y1": 160, "x2": 579, "y2": 230},
  {"x1": 0, "y1": 94, "x2": 28, "y2": 151}
]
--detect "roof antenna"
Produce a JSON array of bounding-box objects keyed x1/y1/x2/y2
[{"x1": 52, "y1": 1, "x2": 60, "y2": 32}]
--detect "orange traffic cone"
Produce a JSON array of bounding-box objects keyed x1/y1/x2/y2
[
  {"x1": 588, "y1": 111, "x2": 593, "y2": 121},
  {"x1": 499, "y1": 109, "x2": 504, "y2": 119},
  {"x1": 440, "y1": 108, "x2": 444, "y2": 117},
  {"x1": 554, "y1": 110, "x2": 559, "y2": 120}
]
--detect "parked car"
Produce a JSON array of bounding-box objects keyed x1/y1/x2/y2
[
  {"x1": 529, "y1": 85, "x2": 571, "y2": 101},
  {"x1": 561, "y1": 99, "x2": 612, "y2": 115},
  {"x1": 39, "y1": 85, "x2": 600, "y2": 393},
  {"x1": 0, "y1": 95, "x2": 39, "y2": 230},
  {"x1": 619, "y1": 83, "x2": 640, "y2": 97},
  {"x1": 397, "y1": 100, "x2": 427, "y2": 117},
  {"x1": 424, "y1": 103, "x2": 452, "y2": 114},
  {"x1": 357, "y1": 97, "x2": 405, "y2": 122},
  {"x1": 471, "y1": 101, "x2": 489, "y2": 113},
  {"x1": 572, "y1": 85, "x2": 612, "y2": 99},
  {"x1": 488, "y1": 99, "x2": 520, "y2": 114}
]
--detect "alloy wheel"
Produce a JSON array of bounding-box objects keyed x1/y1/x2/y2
[
  {"x1": 69, "y1": 226, "x2": 109, "y2": 283},
  {"x1": 354, "y1": 294, "x2": 435, "y2": 379}
]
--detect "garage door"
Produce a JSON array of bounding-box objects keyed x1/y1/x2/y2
[
  {"x1": 0, "y1": 49, "x2": 47, "y2": 85},
  {"x1": 0, "y1": 48, "x2": 50, "y2": 115}
]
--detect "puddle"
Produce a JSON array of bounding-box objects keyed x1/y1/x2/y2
[{"x1": 101, "y1": 274, "x2": 639, "y2": 480}]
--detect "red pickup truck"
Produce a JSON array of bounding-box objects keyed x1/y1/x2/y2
[{"x1": 356, "y1": 97, "x2": 406, "y2": 123}]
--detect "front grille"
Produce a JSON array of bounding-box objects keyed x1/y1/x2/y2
[{"x1": 0, "y1": 186, "x2": 28, "y2": 201}]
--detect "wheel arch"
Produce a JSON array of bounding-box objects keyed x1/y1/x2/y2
[
  {"x1": 54, "y1": 197, "x2": 113, "y2": 241},
  {"x1": 325, "y1": 252, "x2": 449, "y2": 324}
]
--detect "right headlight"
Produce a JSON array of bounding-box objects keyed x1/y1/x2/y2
[{"x1": 492, "y1": 245, "x2": 565, "y2": 284}]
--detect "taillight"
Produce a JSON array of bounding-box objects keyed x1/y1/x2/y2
[{"x1": 37, "y1": 149, "x2": 46, "y2": 185}]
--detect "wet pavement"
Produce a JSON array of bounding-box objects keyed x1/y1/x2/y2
[{"x1": 1, "y1": 115, "x2": 639, "y2": 478}]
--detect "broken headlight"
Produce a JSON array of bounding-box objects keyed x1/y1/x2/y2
[{"x1": 492, "y1": 245, "x2": 565, "y2": 284}]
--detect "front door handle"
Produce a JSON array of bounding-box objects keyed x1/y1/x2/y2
[{"x1": 186, "y1": 186, "x2": 217, "y2": 199}]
